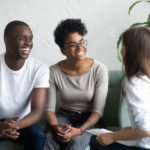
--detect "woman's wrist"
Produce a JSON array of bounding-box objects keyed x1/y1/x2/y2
[
  {"x1": 112, "y1": 132, "x2": 118, "y2": 142},
  {"x1": 51, "y1": 124, "x2": 59, "y2": 131},
  {"x1": 79, "y1": 128, "x2": 84, "y2": 135}
]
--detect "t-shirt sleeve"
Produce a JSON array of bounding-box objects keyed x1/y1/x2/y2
[
  {"x1": 45, "y1": 67, "x2": 57, "y2": 112},
  {"x1": 34, "y1": 64, "x2": 49, "y2": 88},
  {"x1": 92, "y1": 64, "x2": 108, "y2": 116},
  {"x1": 124, "y1": 79, "x2": 150, "y2": 131}
]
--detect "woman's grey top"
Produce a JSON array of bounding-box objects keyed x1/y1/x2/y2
[{"x1": 45, "y1": 60, "x2": 108, "y2": 116}]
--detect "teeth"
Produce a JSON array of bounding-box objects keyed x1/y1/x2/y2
[
  {"x1": 20, "y1": 48, "x2": 30, "y2": 51},
  {"x1": 77, "y1": 51, "x2": 83, "y2": 55}
]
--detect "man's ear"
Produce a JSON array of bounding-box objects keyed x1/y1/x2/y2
[{"x1": 4, "y1": 37, "x2": 9, "y2": 45}]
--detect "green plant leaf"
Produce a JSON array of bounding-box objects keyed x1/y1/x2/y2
[
  {"x1": 117, "y1": 48, "x2": 122, "y2": 62},
  {"x1": 128, "y1": 0, "x2": 143, "y2": 15},
  {"x1": 147, "y1": 14, "x2": 150, "y2": 27},
  {"x1": 117, "y1": 0, "x2": 150, "y2": 62},
  {"x1": 117, "y1": 35, "x2": 122, "y2": 62},
  {"x1": 130, "y1": 22, "x2": 147, "y2": 27},
  {"x1": 146, "y1": 0, "x2": 150, "y2": 3}
]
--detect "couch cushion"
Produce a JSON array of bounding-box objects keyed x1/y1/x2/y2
[
  {"x1": 103, "y1": 70, "x2": 124, "y2": 130},
  {"x1": 0, "y1": 140, "x2": 24, "y2": 149}
]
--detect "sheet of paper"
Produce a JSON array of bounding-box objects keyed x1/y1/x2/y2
[{"x1": 86, "y1": 128, "x2": 136, "y2": 146}]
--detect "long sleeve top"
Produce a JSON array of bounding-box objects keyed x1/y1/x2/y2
[{"x1": 45, "y1": 60, "x2": 108, "y2": 116}]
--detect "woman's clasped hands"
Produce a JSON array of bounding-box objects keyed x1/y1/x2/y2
[{"x1": 52, "y1": 124, "x2": 82, "y2": 142}]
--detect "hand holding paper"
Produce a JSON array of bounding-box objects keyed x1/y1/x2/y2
[{"x1": 86, "y1": 128, "x2": 136, "y2": 146}]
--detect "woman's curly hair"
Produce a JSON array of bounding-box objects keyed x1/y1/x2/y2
[{"x1": 54, "y1": 19, "x2": 87, "y2": 49}]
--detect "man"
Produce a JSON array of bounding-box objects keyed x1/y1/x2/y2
[{"x1": 0, "y1": 20, "x2": 49, "y2": 150}]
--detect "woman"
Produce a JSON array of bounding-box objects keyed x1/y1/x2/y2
[
  {"x1": 90, "y1": 26, "x2": 150, "y2": 150},
  {"x1": 43, "y1": 19, "x2": 108, "y2": 150}
]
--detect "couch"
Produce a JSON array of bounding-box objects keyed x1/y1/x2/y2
[{"x1": 0, "y1": 70, "x2": 130, "y2": 150}]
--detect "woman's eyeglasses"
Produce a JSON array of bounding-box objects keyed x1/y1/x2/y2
[{"x1": 66, "y1": 39, "x2": 87, "y2": 50}]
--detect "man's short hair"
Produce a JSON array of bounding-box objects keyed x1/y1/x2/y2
[{"x1": 4, "y1": 20, "x2": 29, "y2": 37}]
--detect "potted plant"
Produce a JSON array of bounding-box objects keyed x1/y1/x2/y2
[{"x1": 117, "y1": 0, "x2": 150, "y2": 61}]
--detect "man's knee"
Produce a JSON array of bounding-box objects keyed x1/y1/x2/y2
[{"x1": 27, "y1": 124, "x2": 44, "y2": 140}]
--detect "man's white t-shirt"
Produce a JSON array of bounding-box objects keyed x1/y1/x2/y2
[{"x1": 0, "y1": 53, "x2": 49, "y2": 120}]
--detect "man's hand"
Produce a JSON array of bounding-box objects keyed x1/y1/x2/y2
[
  {"x1": 0, "y1": 119, "x2": 19, "y2": 131},
  {"x1": 0, "y1": 128, "x2": 19, "y2": 140},
  {"x1": 0, "y1": 119, "x2": 19, "y2": 140}
]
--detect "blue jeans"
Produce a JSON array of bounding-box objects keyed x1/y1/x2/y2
[
  {"x1": 43, "y1": 108, "x2": 97, "y2": 150},
  {"x1": 90, "y1": 135, "x2": 150, "y2": 150},
  {"x1": 16, "y1": 123, "x2": 44, "y2": 150},
  {"x1": 0, "y1": 123, "x2": 44, "y2": 150}
]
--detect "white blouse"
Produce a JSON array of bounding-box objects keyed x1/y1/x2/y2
[{"x1": 123, "y1": 75, "x2": 150, "y2": 149}]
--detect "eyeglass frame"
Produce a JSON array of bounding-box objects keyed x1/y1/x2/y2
[{"x1": 64, "y1": 39, "x2": 87, "y2": 50}]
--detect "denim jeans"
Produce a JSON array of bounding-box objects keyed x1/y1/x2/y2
[
  {"x1": 0, "y1": 123, "x2": 44, "y2": 150},
  {"x1": 43, "y1": 108, "x2": 95, "y2": 150},
  {"x1": 18, "y1": 123, "x2": 45, "y2": 150},
  {"x1": 90, "y1": 135, "x2": 150, "y2": 150}
]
